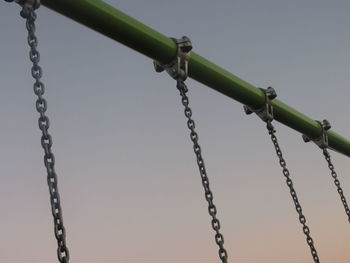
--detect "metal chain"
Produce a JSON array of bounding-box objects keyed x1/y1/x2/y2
[
  {"x1": 176, "y1": 79, "x2": 228, "y2": 263},
  {"x1": 322, "y1": 148, "x2": 350, "y2": 222},
  {"x1": 20, "y1": 5, "x2": 70, "y2": 263},
  {"x1": 266, "y1": 121, "x2": 320, "y2": 263}
]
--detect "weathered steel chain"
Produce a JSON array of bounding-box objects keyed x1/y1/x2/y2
[
  {"x1": 176, "y1": 79, "x2": 228, "y2": 263},
  {"x1": 266, "y1": 121, "x2": 320, "y2": 263},
  {"x1": 322, "y1": 148, "x2": 350, "y2": 222},
  {"x1": 20, "y1": 4, "x2": 70, "y2": 263}
]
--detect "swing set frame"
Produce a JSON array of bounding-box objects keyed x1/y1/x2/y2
[
  {"x1": 3, "y1": 1, "x2": 350, "y2": 262},
  {"x1": 32, "y1": 0, "x2": 350, "y2": 157}
]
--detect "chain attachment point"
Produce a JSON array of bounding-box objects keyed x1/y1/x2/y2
[
  {"x1": 244, "y1": 87, "x2": 276, "y2": 122},
  {"x1": 154, "y1": 36, "x2": 192, "y2": 81},
  {"x1": 302, "y1": 119, "x2": 331, "y2": 149}
]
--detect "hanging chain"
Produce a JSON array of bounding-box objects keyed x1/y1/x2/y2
[
  {"x1": 176, "y1": 79, "x2": 228, "y2": 263},
  {"x1": 245, "y1": 88, "x2": 320, "y2": 262},
  {"x1": 154, "y1": 36, "x2": 229, "y2": 262},
  {"x1": 266, "y1": 121, "x2": 320, "y2": 263},
  {"x1": 322, "y1": 148, "x2": 350, "y2": 222},
  {"x1": 20, "y1": 4, "x2": 70, "y2": 263},
  {"x1": 303, "y1": 120, "x2": 350, "y2": 223}
]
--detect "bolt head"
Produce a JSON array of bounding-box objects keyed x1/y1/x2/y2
[
  {"x1": 322, "y1": 119, "x2": 331, "y2": 130},
  {"x1": 266, "y1": 87, "x2": 277, "y2": 100}
]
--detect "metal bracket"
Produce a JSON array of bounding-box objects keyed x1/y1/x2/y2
[
  {"x1": 153, "y1": 36, "x2": 192, "y2": 81},
  {"x1": 302, "y1": 119, "x2": 331, "y2": 149},
  {"x1": 243, "y1": 87, "x2": 277, "y2": 122}
]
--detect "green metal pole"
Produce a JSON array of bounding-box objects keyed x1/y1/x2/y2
[{"x1": 40, "y1": 0, "x2": 350, "y2": 157}]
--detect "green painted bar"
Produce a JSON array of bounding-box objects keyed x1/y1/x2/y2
[
  {"x1": 41, "y1": 0, "x2": 177, "y2": 63},
  {"x1": 40, "y1": 0, "x2": 350, "y2": 157}
]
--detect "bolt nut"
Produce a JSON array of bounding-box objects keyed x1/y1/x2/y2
[{"x1": 302, "y1": 134, "x2": 311, "y2": 143}]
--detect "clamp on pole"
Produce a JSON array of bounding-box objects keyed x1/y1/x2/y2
[
  {"x1": 153, "y1": 36, "x2": 192, "y2": 81},
  {"x1": 302, "y1": 119, "x2": 331, "y2": 149},
  {"x1": 243, "y1": 87, "x2": 277, "y2": 122}
]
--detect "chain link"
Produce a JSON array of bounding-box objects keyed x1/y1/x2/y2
[
  {"x1": 322, "y1": 148, "x2": 350, "y2": 222},
  {"x1": 266, "y1": 121, "x2": 320, "y2": 263},
  {"x1": 176, "y1": 79, "x2": 228, "y2": 263},
  {"x1": 21, "y1": 5, "x2": 70, "y2": 263}
]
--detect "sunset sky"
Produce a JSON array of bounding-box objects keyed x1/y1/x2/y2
[{"x1": 0, "y1": 0, "x2": 349, "y2": 262}]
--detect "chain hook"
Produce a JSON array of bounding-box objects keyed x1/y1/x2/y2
[
  {"x1": 153, "y1": 36, "x2": 192, "y2": 82},
  {"x1": 302, "y1": 119, "x2": 331, "y2": 149}
]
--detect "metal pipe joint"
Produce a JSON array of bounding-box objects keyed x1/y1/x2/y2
[
  {"x1": 154, "y1": 36, "x2": 192, "y2": 81},
  {"x1": 244, "y1": 87, "x2": 277, "y2": 122},
  {"x1": 303, "y1": 120, "x2": 331, "y2": 149}
]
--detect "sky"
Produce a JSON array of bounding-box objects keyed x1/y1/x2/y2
[{"x1": 0, "y1": 0, "x2": 349, "y2": 262}]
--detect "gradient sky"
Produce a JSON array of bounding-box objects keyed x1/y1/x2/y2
[{"x1": 1, "y1": 0, "x2": 349, "y2": 262}]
